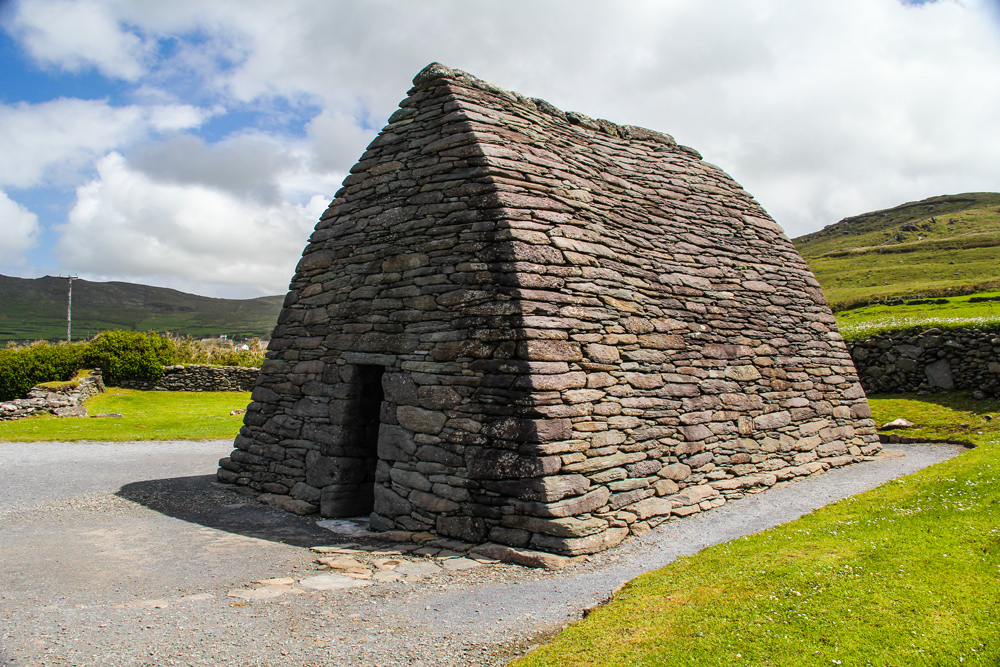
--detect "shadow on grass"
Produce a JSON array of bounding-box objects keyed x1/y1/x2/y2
[
  {"x1": 116, "y1": 474, "x2": 334, "y2": 548},
  {"x1": 870, "y1": 390, "x2": 1000, "y2": 442},
  {"x1": 900, "y1": 390, "x2": 1000, "y2": 415}
]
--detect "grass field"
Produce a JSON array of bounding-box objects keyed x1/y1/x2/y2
[
  {"x1": 514, "y1": 393, "x2": 1000, "y2": 666},
  {"x1": 793, "y1": 192, "x2": 1000, "y2": 311},
  {"x1": 0, "y1": 388, "x2": 250, "y2": 441},
  {"x1": 835, "y1": 290, "x2": 1000, "y2": 339}
]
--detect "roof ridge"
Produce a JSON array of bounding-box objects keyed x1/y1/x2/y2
[{"x1": 411, "y1": 62, "x2": 701, "y2": 159}]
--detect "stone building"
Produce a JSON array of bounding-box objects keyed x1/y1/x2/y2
[{"x1": 217, "y1": 63, "x2": 880, "y2": 556}]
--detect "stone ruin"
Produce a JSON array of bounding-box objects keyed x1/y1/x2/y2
[{"x1": 217, "y1": 63, "x2": 881, "y2": 556}]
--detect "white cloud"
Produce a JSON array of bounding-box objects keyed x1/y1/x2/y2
[
  {"x1": 0, "y1": 98, "x2": 209, "y2": 189},
  {"x1": 4, "y1": 0, "x2": 1000, "y2": 297},
  {"x1": 305, "y1": 109, "x2": 379, "y2": 175},
  {"x1": 5, "y1": 0, "x2": 149, "y2": 80},
  {"x1": 103, "y1": 0, "x2": 999, "y2": 237},
  {"x1": 127, "y1": 133, "x2": 299, "y2": 205},
  {"x1": 0, "y1": 191, "x2": 40, "y2": 265},
  {"x1": 57, "y1": 152, "x2": 326, "y2": 296}
]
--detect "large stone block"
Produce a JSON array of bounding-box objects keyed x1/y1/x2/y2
[
  {"x1": 396, "y1": 406, "x2": 447, "y2": 434},
  {"x1": 377, "y1": 424, "x2": 417, "y2": 461},
  {"x1": 372, "y1": 483, "x2": 412, "y2": 517},
  {"x1": 925, "y1": 359, "x2": 954, "y2": 389},
  {"x1": 466, "y1": 447, "x2": 562, "y2": 480},
  {"x1": 502, "y1": 514, "x2": 608, "y2": 538},
  {"x1": 305, "y1": 451, "x2": 371, "y2": 487},
  {"x1": 513, "y1": 487, "x2": 611, "y2": 518},
  {"x1": 437, "y1": 516, "x2": 489, "y2": 542},
  {"x1": 530, "y1": 527, "x2": 629, "y2": 556},
  {"x1": 482, "y1": 417, "x2": 571, "y2": 443},
  {"x1": 517, "y1": 340, "x2": 583, "y2": 362},
  {"x1": 482, "y1": 474, "x2": 590, "y2": 502}
]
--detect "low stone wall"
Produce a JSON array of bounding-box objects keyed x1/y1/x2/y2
[
  {"x1": 0, "y1": 371, "x2": 105, "y2": 421},
  {"x1": 847, "y1": 327, "x2": 1000, "y2": 396},
  {"x1": 115, "y1": 364, "x2": 259, "y2": 392}
]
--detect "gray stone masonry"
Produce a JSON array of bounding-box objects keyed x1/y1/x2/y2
[
  {"x1": 117, "y1": 365, "x2": 259, "y2": 392},
  {"x1": 847, "y1": 326, "x2": 1000, "y2": 396},
  {"x1": 217, "y1": 62, "x2": 880, "y2": 556}
]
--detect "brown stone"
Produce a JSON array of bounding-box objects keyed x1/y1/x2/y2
[
  {"x1": 517, "y1": 340, "x2": 583, "y2": 362},
  {"x1": 584, "y1": 343, "x2": 621, "y2": 364},
  {"x1": 531, "y1": 527, "x2": 629, "y2": 556},
  {"x1": 470, "y1": 543, "x2": 572, "y2": 569},
  {"x1": 502, "y1": 514, "x2": 608, "y2": 538},
  {"x1": 638, "y1": 334, "x2": 685, "y2": 350},
  {"x1": 628, "y1": 496, "x2": 675, "y2": 520},
  {"x1": 514, "y1": 487, "x2": 611, "y2": 518},
  {"x1": 482, "y1": 474, "x2": 590, "y2": 502}
]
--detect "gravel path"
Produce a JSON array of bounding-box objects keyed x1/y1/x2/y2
[{"x1": 0, "y1": 439, "x2": 966, "y2": 667}]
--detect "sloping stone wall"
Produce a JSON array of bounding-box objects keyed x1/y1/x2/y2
[
  {"x1": 116, "y1": 365, "x2": 259, "y2": 392},
  {"x1": 218, "y1": 63, "x2": 879, "y2": 556},
  {"x1": 847, "y1": 327, "x2": 1000, "y2": 396}
]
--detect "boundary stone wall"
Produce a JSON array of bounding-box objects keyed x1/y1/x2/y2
[
  {"x1": 116, "y1": 365, "x2": 259, "y2": 392},
  {"x1": 218, "y1": 62, "x2": 880, "y2": 556},
  {"x1": 847, "y1": 327, "x2": 1000, "y2": 396},
  {"x1": 0, "y1": 370, "x2": 105, "y2": 421}
]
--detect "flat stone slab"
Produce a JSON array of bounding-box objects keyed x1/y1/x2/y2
[
  {"x1": 315, "y1": 518, "x2": 373, "y2": 536},
  {"x1": 393, "y1": 561, "x2": 442, "y2": 577},
  {"x1": 297, "y1": 574, "x2": 372, "y2": 591},
  {"x1": 227, "y1": 587, "x2": 288, "y2": 600},
  {"x1": 440, "y1": 557, "x2": 483, "y2": 571}
]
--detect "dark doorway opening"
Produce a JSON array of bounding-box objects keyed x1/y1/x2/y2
[
  {"x1": 354, "y1": 363, "x2": 385, "y2": 478},
  {"x1": 344, "y1": 364, "x2": 385, "y2": 515},
  {"x1": 319, "y1": 364, "x2": 386, "y2": 518}
]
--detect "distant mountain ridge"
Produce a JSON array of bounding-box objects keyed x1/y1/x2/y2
[
  {"x1": 0, "y1": 274, "x2": 283, "y2": 342},
  {"x1": 792, "y1": 192, "x2": 1000, "y2": 310}
]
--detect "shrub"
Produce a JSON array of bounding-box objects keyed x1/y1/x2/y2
[
  {"x1": 83, "y1": 331, "x2": 173, "y2": 383},
  {"x1": 0, "y1": 341, "x2": 86, "y2": 401},
  {"x1": 161, "y1": 335, "x2": 265, "y2": 367},
  {"x1": 0, "y1": 331, "x2": 264, "y2": 401}
]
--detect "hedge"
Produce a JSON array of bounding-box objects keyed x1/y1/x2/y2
[
  {"x1": 0, "y1": 341, "x2": 86, "y2": 402},
  {"x1": 0, "y1": 331, "x2": 175, "y2": 402}
]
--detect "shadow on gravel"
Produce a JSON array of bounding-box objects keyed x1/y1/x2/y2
[{"x1": 116, "y1": 475, "x2": 333, "y2": 548}]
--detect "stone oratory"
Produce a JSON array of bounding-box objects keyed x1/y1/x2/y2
[{"x1": 218, "y1": 63, "x2": 880, "y2": 556}]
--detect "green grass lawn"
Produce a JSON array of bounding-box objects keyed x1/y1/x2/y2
[
  {"x1": 835, "y1": 290, "x2": 1000, "y2": 340},
  {"x1": 0, "y1": 388, "x2": 250, "y2": 441},
  {"x1": 808, "y1": 242, "x2": 1000, "y2": 311},
  {"x1": 793, "y1": 192, "x2": 1000, "y2": 312},
  {"x1": 514, "y1": 393, "x2": 1000, "y2": 666}
]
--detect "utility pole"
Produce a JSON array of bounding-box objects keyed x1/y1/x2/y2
[{"x1": 60, "y1": 274, "x2": 77, "y2": 342}]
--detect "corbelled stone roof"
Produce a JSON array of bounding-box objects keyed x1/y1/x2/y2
[{"x1": 218, "y1": 63, "x2": 880, "y2": 559}]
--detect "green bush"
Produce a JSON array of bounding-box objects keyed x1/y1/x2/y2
[
  {"x1": 0, "y1": 341, "x2": 86, "y2": 401},
  {"x1": 162, "y1": 335, "x2": 265, "y2": 367},
  {"x1": 83, "y1": 331, "x2": 173, "y2": 383},
  {"x1": 0, "y1": 331, "x2": 264, "y2": 401}
]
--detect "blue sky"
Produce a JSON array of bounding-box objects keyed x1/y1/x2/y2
[{"x1": 0, "y1": 0, "x2": 998, "y2": 298}]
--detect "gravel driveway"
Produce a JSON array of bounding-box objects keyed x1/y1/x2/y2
[{"x1": 0, "y1": 439, "x2": 966, "y2": 667}]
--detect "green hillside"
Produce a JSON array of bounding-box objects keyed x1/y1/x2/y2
[
  {"x1": 793, "y1": 192, "x2": 1000, "y2": 311},
  {"x1": 0, "y1": 275, "x2": 283, "y2": 343}
]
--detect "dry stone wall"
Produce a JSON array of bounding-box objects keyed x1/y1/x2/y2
[
  {"x1": 0, "y1": 371, "x2": 105, "y2": 421},
  {"x1": 847, "y1": 327, "x2": 1000, "y2": 396},
  {"x1": 218, "y1": 63, "x2": 880, "y2": 556},
  {"x1": 116, "y1": 365, "x2": 259, "y2": 392}
]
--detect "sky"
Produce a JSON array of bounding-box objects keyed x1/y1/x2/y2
[{"x1": 0, "y1": 0, "x2": 998, "y2": 299}]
